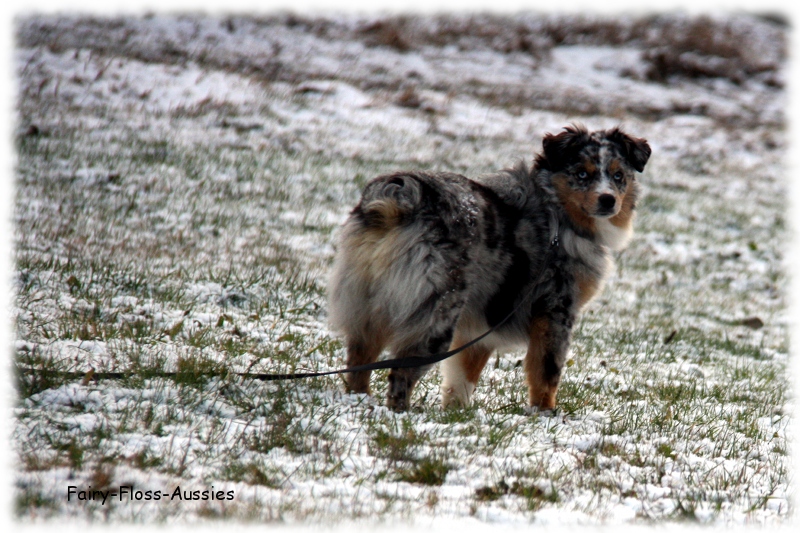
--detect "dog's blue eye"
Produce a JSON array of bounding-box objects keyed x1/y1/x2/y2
[
  {"x1": 578, "y1": 171, "x2": 588, "y2": 179},
  {"x1": 613, "y1": 172, "x2": 623, "y2": 181}
]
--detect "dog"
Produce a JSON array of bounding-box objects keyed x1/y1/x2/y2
[{"x1": 327, "y1": 125, "x2": 651, "y2": 412}]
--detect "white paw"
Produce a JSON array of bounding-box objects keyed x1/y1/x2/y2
[
  {"x1": 524, "y1": 405, "x2": 558, "y2": 417},
  {"x1": 440, "y1": 383, "x2": 474, "y2": 409}
]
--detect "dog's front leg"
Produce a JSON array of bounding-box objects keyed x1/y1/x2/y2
[
  {"x1": 440, "y1": 340, "x2": 493, "y2": 408},
  {"x1": 524, "y1": 313, "x2": 573, "y2": 411}
]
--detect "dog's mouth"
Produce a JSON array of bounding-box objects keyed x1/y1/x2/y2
[{"x1": 593, "y1": 207, "x2": 619, "y2": 219}]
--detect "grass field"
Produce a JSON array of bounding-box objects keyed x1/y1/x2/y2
[{"x1": 12, "y1": 12, "x2": 791, "y2": 526}]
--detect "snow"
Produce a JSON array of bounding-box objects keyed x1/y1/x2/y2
[{"x1": 11, "y1": 11, "x2": 791, "y2": 528}]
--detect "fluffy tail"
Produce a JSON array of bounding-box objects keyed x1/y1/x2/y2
[
  {"x1": 358, "y1": 173, "x2": 422, "y2": 230},
  {"x1": 328, "y1": 173, "x2": 426, "y2": 338}
]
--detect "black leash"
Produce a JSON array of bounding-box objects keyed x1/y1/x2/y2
[{"x1": 20, "y1": 234, "x2": 560, "y2": 385}]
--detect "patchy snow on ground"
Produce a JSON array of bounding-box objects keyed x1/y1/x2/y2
[{"x1": 12, "y1": 11, "x2": 791, "y2": 528}]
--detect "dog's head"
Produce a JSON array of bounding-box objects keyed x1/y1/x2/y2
[{"x1": 536, "y1": 125, "x2": 651, "y2": 222}]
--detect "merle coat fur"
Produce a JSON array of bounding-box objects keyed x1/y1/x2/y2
[{"x1": 328, "y1": 126, "x2": 651, "y2": 411}]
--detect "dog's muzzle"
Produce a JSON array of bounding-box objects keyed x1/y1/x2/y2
[{"x1": 596, "y1": 194, "x2": 617, "y2": 216}]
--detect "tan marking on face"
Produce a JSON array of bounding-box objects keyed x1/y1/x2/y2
[
  {"x1": 525, "y1": 317, "x2": 559, "y2": 410},
  {"x1": 608, "y1": 184, "x2": 636, "y2": 229},
  {"x1": 552, "y1": 175, "x2": 596, "y2": 234},
  {"x1": 602, "y1": 156, "x2": 638, "y2": 224}
]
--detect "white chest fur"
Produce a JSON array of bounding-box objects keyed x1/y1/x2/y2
[{"x1": 596, "y1": 217, "x2": 634, "y2": 251}]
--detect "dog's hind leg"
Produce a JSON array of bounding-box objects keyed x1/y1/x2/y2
[
  {"x1": 387, "y1": 329, "x2": 457, "y2": 412},
  {"x1": 386, "y1": 362, "x2": 431, "y2": 413},
  {"x1": 345, "y1": 334, "x2": 386, "y2": 395},
  {"x1": 440, "y1": 339, "x2": 493, "y2": 408},
  {"x1": 386, "y1": 281, "x2": 471, "y2": 411}
]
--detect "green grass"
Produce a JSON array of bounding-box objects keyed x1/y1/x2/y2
[
  {"x1": 13, "y1": 127, "x2": 790, "y2": 521},
  {"x1": 12, "y1": 13, "x2": 790, "y2": 525},
  {"x1": 395, "y1": 455, "x2": 450, "y2": 486}
]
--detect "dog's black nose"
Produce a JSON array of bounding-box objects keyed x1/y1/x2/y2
[{"x1": 598, "y1": 194, "x2": 616, "y2": 211}]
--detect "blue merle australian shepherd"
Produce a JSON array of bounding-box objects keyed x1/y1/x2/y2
[{"x1": 328, "y1": 125, "x2": 651, "y2": 412}]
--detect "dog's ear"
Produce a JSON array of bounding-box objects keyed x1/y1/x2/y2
[
  {"x1": 540, "y1": 125, "x2": 590, "y2": 172},
  {"x1": 607, "y1": 128, "x2": 651, "y2": 172}
]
